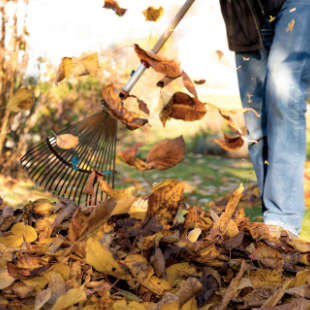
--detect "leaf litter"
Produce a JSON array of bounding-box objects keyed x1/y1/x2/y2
[{"x1": 1, "y1": 181, "x2": 310, "y2": 309}]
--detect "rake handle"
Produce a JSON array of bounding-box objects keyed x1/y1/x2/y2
[{"x1": 119, "y1": 0, "x2": 196, "y2": 97}]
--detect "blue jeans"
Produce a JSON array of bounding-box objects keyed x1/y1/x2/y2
[{"x1": 235, "y1": 0, "x2": 310, "y2": 235}]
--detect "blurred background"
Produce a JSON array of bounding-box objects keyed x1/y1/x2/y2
[{"x1": 1, "y1": 0, "x2": 310, "y2": 239}]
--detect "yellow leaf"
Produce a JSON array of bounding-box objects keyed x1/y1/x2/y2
[
  {"x1": 129, "y1": 197, "x2": 148, "y2": 221},
  {"x1": 76, "y1": 52, "x2": 99, "y2": 77},
  {"x1": 111, "y1": 196, "x2": 137, "y2": 216},
  {"x1": 86, "y1": 238, "x2": 130, "y2": 281},
  {"x1": 99, "y1": 179, "x2": 138, "y2": 201},
  {"x1": 287, "y1": 239, "x2": 310, "y2": 253},
  {"x1": 7, "y1": 88, "x2": 35, "y2": 112},
  {"x1": 33, "y1": 199, "x2": 55, "y2": 216},
  {"x1": 56, "y1": 134, "x2": 79, "y2": 150},
  {"x1": 286, "y1": 19, "x2": 295, "y2": 32},
  {"x1": 22, "y1": 275, "x2": 49, "y2": 291},
  {"x1": 160, "y1": 298, "x2": 198, "y2": 310},
  {"x1": 51, "y1": 286, "x2": 87, "y2": 310},
  {"x1": 188, "y1": 228, "x2": 201, "y2": 243},
  {"x1": 142, "y1": 6, "x2": 164, "y2": 22},
  {"x1": 0, "y1": 235, "x2": 23, "y2": 248},
  {"x1": 165, "y1": 262, "x2": 191, "y2": 287},
  {"x1": 219, "y1": 184, "x2": 244, "y2": 234},
  {"x1": 113, "y1": 300, "x2": 145, "y2": 310},
  {"x1": 11, "y1": 222, "x2": 37, "y2": 242},
  {"x1": 0, "y1": 262, "x2": 15, "y2": 289}
]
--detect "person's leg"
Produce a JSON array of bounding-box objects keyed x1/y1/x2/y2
[
  {"x1": 263, "y1": 0, "x2": 310, "y2": 234},
  {"x1": 235, "y1": 22, "x2": 273, "y2": 201}
]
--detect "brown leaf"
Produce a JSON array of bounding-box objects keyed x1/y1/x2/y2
[
  {"x1": 47, "y1": 272, "x2": 66, "y2": 305},
  {"x1": 178, "y1": 277, "x2": 203, "y2": 309},
  {"x1": 182, "y1": 70, "x2": 198, "y2": 98},
  {"x1": 258, "y1": 298, "x2": 310, "y2": 310},
  {"x1": 142, "y1": 6, "x2": 164, "y2": 22},
  {"x1": 219, "y1": 184, "x2": 244, "y2": 234},
  {"x1": 12, "y1": 284, "x2": 38, "y2": 298},
  {"x1": 134, "y1": 44, "x2": 182, "y2": 78},
  {"x1": 52, "y1": 201, "x2": 78, "y2": 228},
  {"x1": 34, "y1": 288, "x2": 52, "y2": 310},
  {"x1": 84, "y1": 170, "x2": 104, "y2": 195},
  {"x1": 81, "y1": 198, "x2": 116, "y2": 236},
  {"x1": 249, "y1": 246, "x2": 283, "y2": 269},
  {"x1": 220, "y1": 260, "x2": 246, "y2": 310},
  {"x1": 56, "y1": 134, "x2": 79, "y2": 150},
  {"x1": 68, "y1": 207, "x2": 88, "y2": 243},
  {"x1": 2, "y1": 205, "x2": 13, "y2": 218},
  {"x1": 160, "y1": 92, "x2": 206, "y2": 127},
  {"x1": 213, "y1": 134, "x2": 244, "y2": 151},
  {"x1": 103, "y1": 0, "x2": 127, "y2": 16},
  {"x1": 101, "y1": 84, "x2": 148, "y2": 130},
  {"x1": 224, "y1": 230, "x2": 245, "y2": 251},
  {"x1": 260, "y1": 286, "x2": 286, "y2": 309},
  {"x1": 198, "y1": 273, "x2": 220, "y2": 308},
  {"x1": 15, "y1": 256, "x2": 48, "y2": 270},
  {"x1": 7, "y1": 262, "x2": 49, "y2": 279},
  {"x1": 287, "y1": 239, "x2": 310, "y2": 253},
  {"x1": 146, "y1": 136, "x2": 186, "y2": 170},
  {"x1": 181, "y1": 207, "x2": 196, "y2": 237},
  {"x1": 150, "y1": 247, "x2": 165, "y2": 278},
  {"x1": 194, "y1": 79, "x2": 206, "y2": 85},
  {"x1": 145, "y1": 179, "x2": 185, "y2": 226}
]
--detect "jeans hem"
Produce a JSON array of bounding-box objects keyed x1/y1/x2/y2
[{"x1": 264, "y1": 220, "x2": 299, "y2": 235}]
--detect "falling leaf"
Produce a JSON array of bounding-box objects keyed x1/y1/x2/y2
[
  {"x1": 86, "y1": 238, "x2": 130, "y2": 280},
  {"x1": 134, "y1": 44, "x2": 182, "y2": 78},
  {"x1": 213, "y1": 134, "x2": 244, "y2": 151},
  {"x1": 101, "y1": 84, "x2": 148, "y2": 130},
  {"x1": 290, "y1": 8, "x2": 296, "y2": 12},
  {"x1": 247, "y1": 93, "x2": 253, "y2": 103},
  {"x1": 103, "y1": 0, "x2": 127, "y2": 17},
  {"x1": 194, "y1": 79, "x2": 206, "y2": 85},
  {"x1": 55, "y1": 57, "x2": 73, "y2": 86},
  {"x1": 265, "y1": 160, "x2": 270, "y2": 165},
  {"x1": 143, "y1": 6, "x2": 164, "y2": 22},
  {"x1": 160, "y1": 92, "x2": 207, "y2": 127},
  {"x1": 7, "y1": 88, "x2": 35, "y2": 112},
  {"x1": 146, "y1": 136, "x2": 186, "y2": 170},
  {"x1": 188, "y1": 228, "x2": 202, "y2": 243},
  {"x1": 269, "y1": 15, "x2": 276, "y2": 23},
  {"x1": 182, "y1": 71, "x2": 198, "y2": 98},
  {"x1": 74, "y1": 52, "x2": 99, "y2": 77},
  {"x1": 210, "y1": 50, "x2": 232, "y2": 67},
  {"x1": 242, "y1": 57, "x2": 250, "y2": 61},
  {"x1": 55, "y1": 134, "x2": 79, "y2": 150},
  {"x1": 178, "y1": 277, "x2": 203, "y2": 309},
  {"x1": 84, "y1": 170, "x2": 104, "y2": 195},
  {"x1": 286, "y1": 19, "x2": 295, "y2": 32}
]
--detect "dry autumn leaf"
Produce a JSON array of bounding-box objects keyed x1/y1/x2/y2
[
  {"x1": 55, "y1": 133, "x2": 79, "y2": 150},
  {"x1": 103, "y1": 0, "x2": 127, "y2": 17},
  {"x1": 194, "y1": 79, "x2": 206, "y2": 85},
  {"x1": 219, "y1": 184, "x2": 244, "y2": 234},
  {"x1": 160, "y1": 92, "x2": 207, "y2": 127},
  {"x1": 7, "y1": 88, "x2": 35, "y2": 112},
  {"x1": 134, "y1": 44, "x2": 182, "y2": 78},
  {"x1": 182, "y1": 70, "x2": 198, "y2": 98},
  {"x1": 178, "y1": 277, "x2": 203, "y2": 309},
  {"x1": 55, "y1": 57, "x2": 72, "y2": 86},
  {"x1": 143, "y1": 6, "x2": 164, "y2": 22},
  {"x1": 210, "y1": 50, "x2": 232, "y2": 67},
  {"x1": 99, "y1": 179, "x2": 138, "y2": 200},
  {"x1": 86, "y1": 237, "x2": 130, "y2": 280},
  {"x1": 249, "y1": 246, "x2": 283, "y2": 269},
  {"x1": 101, "y1": 84, "x2": 148, "y2": 130},
  {"x1": 213, "y1": 133, "x2": 244, "y2": 151}
]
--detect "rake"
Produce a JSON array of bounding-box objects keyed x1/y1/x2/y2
[{"x1": 21, "y1": 0, "x2": 196, "y2": 205}]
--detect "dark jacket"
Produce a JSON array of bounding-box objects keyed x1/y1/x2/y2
[{"x1": 220, "y1": 0, "x2": 285, "y2": 53}]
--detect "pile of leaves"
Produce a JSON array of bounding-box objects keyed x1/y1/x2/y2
[{"x1": 1, "y1": 181, "x2": 310, "y2": 310}]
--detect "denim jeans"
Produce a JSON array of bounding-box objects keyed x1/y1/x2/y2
[{"x1": 235, "y1": 0, "x2": 310, "y2": 235}]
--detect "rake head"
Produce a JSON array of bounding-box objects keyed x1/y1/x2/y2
[{"x1": 21, "y1": 110, "x2": 118, "y2": 205}]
